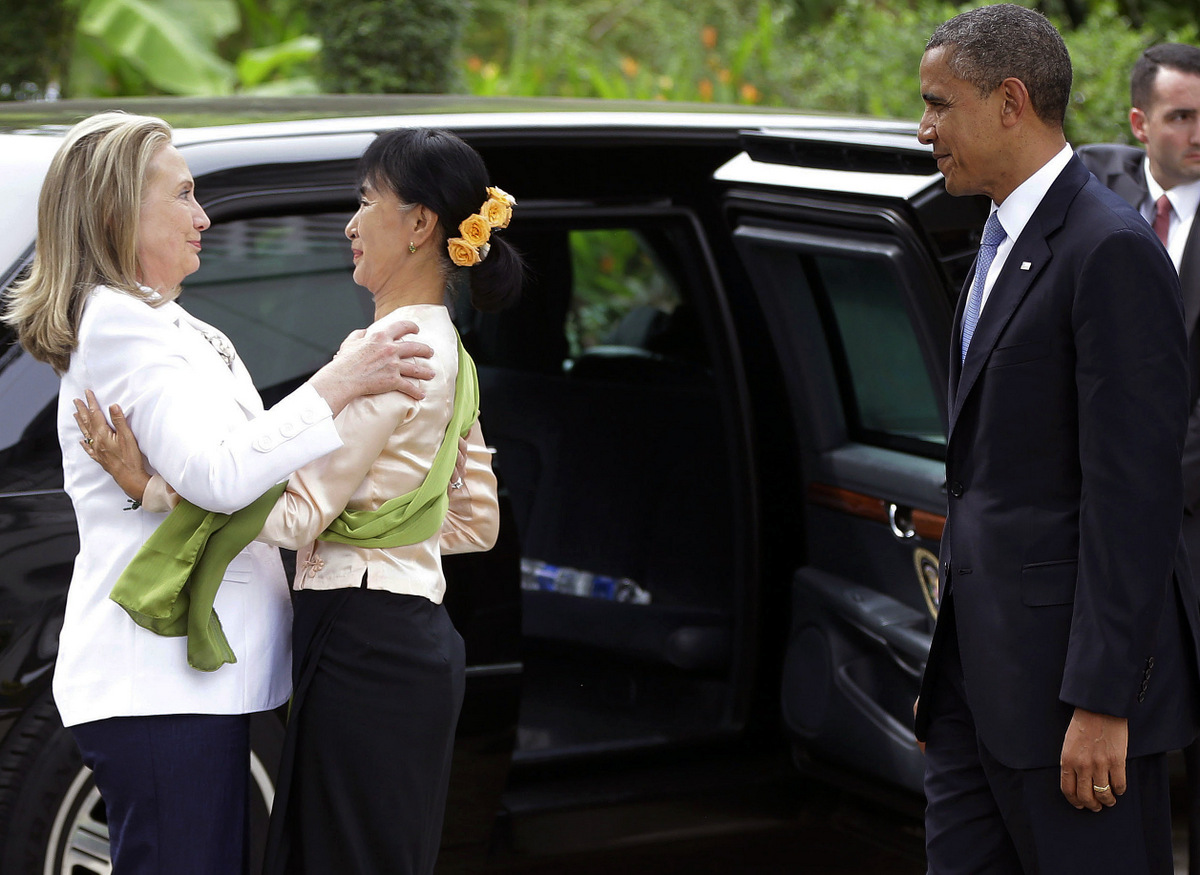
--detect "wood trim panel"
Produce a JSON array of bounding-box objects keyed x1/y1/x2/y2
[{"x1": 807, "y1": 482, "x2": 945, "y2": 541}]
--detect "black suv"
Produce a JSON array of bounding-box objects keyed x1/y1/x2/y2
[{"x1": 0, "y1": 96, "x2": 987, "y2": 874}]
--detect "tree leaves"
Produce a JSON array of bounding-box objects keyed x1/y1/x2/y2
[{"x1": 75, "y1": 0, "x2": 238, "y2": 94}]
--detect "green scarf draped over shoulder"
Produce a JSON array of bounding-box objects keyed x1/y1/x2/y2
[
  {"x1": 110, "y1": 335, "x2": 478, "y2": 672},
  {"x1": 318, "y1": 334, "x2": 479, "y2": 548}
]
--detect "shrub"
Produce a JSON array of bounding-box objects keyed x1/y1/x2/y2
[
  {"x1": 0, "y1": 0, "x2": 73, "y2": 100},
  {"x1": 304, "y1": 0, "x2": 466, "y2": 93}
]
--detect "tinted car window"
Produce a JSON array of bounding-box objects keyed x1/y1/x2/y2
[
  {"x1": 812, "y1": 252, "x2": 944, "y2": 446},
  {"x1": 183, "y1": 212, "x2": 373, "y2": 402},
  {"x1": 0, "y1": 318, "x2": 61, "y2": 492},
  {"x1": 566, "y1": 229, "x2": 682, "y2": 358}
]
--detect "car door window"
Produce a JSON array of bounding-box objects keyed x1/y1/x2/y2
[
  {"x1": 810, "y1": 251, "x2": 943, "y2": 447},
  {"x1": 565, "y1": 228, "x2": 683, "y2": 359},
  {"x1": 734, "y1": 225, "x2": 946, "y2": 458},
  {"x1": 184, "y1": 212, "x2": 372, "y2": 403}
]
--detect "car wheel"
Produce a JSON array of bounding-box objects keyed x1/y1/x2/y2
[{"x1": 0, "y1": 693, "x2": 283, "y2": 875}]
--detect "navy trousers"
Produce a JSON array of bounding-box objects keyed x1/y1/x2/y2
[
  {"x1": 924, "y1": 618, "x2": 1174, "y2": 875},
  {"x1": 71, "y1": 713, "x2": 251, "y2": 875}
]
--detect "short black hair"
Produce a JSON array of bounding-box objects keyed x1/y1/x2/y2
[
  {"x1": 1131, "y1": 44, "x2": 1200, "y2": 111},
  {"x1": 926, "y1": 3, "x2": 1072, "y2": 126}
]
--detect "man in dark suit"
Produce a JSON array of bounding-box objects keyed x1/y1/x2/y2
[
  {"x1": 913, "y1": 6, "x2": 1200, "y2": 873},
  {"x1": 1079, "y1": 42, "x2": 1200, "y2": 875}
]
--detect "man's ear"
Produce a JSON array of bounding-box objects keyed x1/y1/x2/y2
[
  {"x1": 999, "y1": 76, "x2": 1031, "y2": 129},
  {"x1": 1130, "y1": 107, "x2": 1150, "y2": 145}
]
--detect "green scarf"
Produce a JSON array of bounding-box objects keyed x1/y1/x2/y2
[
  {"x1": 108, "y1": 336, "x2": 479, "y2": 671},
  {"x1": 109, "y1": 483, "x2": 286, "y2": 672},
  {"x1": 318, "y1": 336, "x2": 479, "y2": 549}
]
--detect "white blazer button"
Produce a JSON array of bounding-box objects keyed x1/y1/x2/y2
[
  {"x1": 280, "y1": 421, "x2": 299, "y2": 438},
  {"x1": 254, "y1": 434, "x2": 277, "y2": 452},
  {"x1": 301, "y1": 408, "x2": 319, "y2": 424}
]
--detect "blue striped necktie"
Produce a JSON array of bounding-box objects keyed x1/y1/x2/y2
[{"x1": 961, "y1": 212, "x2": 1007, "y2": 363}]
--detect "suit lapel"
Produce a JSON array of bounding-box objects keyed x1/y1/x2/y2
[
  {"x1": 949, "y1": 234, "x2": 1051, "y2": 433},
  {"x1": 948, "y1": 157, "x2": 1087, "y2": 438},
  {"x1": 170, "y1": 307, "x2": 265, "y2": 419},
  {"x1": 1180, "y1": 217, "x2": 1200, "y2": 337}
]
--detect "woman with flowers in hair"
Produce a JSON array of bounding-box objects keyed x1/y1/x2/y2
[{"x1": 79, "y1": 126, "x2": 523, "y2": 875}]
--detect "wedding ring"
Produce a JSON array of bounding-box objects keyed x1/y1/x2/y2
[
  {"x1": 85, "y1": 437, "x2": 94, "y2": 445},
  {"x1": 450, "y1": 477, "x2": 464, "y2": 490},
  {"x1": 1093, "y1": 784, "x2": 1111, "y2": 794}
]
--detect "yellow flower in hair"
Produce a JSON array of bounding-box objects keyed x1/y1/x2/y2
[
  {"x1": 448, "y1": 237, "x2": 481, "y2": 267},
  {"x1": 486, "y1": 185, "x2": 516, "y2": 207},
  {"x1": 481, "y1": 196, "x2": 512, "y2": 229},
  {"x1": 458, "y1": 213, "x2": 491, "y2": 248}
]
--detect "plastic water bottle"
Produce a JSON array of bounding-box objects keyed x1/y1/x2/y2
[{"x1": 519, "y1": 558, "x2": 651, "y2": 604}]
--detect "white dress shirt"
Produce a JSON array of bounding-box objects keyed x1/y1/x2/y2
[
  {"x1": 975, "y1": 144, "x2": 1075, "y2": 317},
  {"x1": 1141, "y1": 156, "x2": 1200, "y2": 272}
]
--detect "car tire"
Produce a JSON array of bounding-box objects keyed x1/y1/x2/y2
[{"x1": 0, "y1": 692, "x2": 284, "y2": 875}]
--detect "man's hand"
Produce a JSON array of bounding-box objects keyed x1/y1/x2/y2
[
  {"x1": 1059, "y1": 707, "x2": 1128, "y2": 811},
  {"x1": 310, "y1": 320, "x2": 436, "y2": 415}
]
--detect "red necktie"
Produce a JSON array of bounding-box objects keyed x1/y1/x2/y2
[{"x1": 1154, "y1": 194, "x2": 1172, "y2": 247}]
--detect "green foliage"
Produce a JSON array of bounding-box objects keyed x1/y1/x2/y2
[
  {"x1": 0, "y1": 0, "x2": 75, "y2": 100},
  {"x1": 1063, "y1": 2, "x2": 1198, "y2": 144},
  {"x1": 63, "y1": 0, "x2": 320, "y2": 97},
  {"x1": 458, "y1": 0, "x2": 1200, "y2": 145},
  {"x1": 776, "y1": 0, "x2": 960, "y2": 117},
  {"x1": 463, "y1": 0, "x2": 784, "y2": 104},
  {"x1": 567, "y1": 229, "x2": 676, "y2": 356},
  {"x1": 302, "y1": 0, "x2": 466, "y2": 93},
  {"x1": 72, "y1": 0, "x2": 240, "y2": 96}
]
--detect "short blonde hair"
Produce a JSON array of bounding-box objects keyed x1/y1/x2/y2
[{"x1": 2, "y1": 111, "x2": 173, "y2": 373}]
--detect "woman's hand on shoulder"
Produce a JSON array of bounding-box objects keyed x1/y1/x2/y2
[
  {"x1": 310, "y1": 320, "x2": 435, "y2": 416},
  {"x1": 74, "y1": 389, "x2": 152, "y2": 502}
]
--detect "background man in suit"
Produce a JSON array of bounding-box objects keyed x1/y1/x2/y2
[
  {"x1": 914, "y1": 6, "x2": 1200, "y2": 873},
  {"x1": 1078, "y1": 42, "x2": 1200, "y2": 875}
]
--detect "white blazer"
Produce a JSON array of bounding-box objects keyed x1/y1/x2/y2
[{"x1": 53, "y1": 286, "x2": 343, "y2": 728}]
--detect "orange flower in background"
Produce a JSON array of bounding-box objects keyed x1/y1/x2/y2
[
  {"x1": 718, "y1": 68, "x2": 731, "y2": 84},
  {"x1": 698, "y1": 78, "x2": 714, "y2": 101},
  {"x1": 740, "y1": 82, "x2": 761, "y2": 104},
  {"x1": 459, "y1": 214, "x2": 491, "y2": 248},
  {"x1": 620, "y1": 56, "x2": 639, "y2": 78},
  {"x1": 701, "y1": 25, "x2": 718, "y2": 50},
  {"x1": 467, "y1": 56, "x2": 483, "y2": 73}
]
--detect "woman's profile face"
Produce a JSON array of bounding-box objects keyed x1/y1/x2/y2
[
  {"x1": 345, "y1": 179, "x2": 413, "y2": 295},
  {"x1": 136, "y1": 145, "x2": 210, "y2": 293}
]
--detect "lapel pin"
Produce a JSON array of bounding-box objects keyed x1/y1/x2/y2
[{"x1": 1020, "y1": 261, "x2": 1032, "y2": 270}]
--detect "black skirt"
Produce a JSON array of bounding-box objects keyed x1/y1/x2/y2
[{"x1": 263, "y1": 586, "x2": 466, "y2": 875}]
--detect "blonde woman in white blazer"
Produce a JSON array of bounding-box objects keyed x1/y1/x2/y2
[{"x1": 0, "y1": 112, "x2": 433, "y2": 874}]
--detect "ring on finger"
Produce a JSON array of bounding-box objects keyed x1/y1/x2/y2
[
  {"x1": 1093, "y1": 783, "x2": 1111, "y2": 794},
  {"x1": 85, "y1": 437, "x2": 94, "y2": 446}
]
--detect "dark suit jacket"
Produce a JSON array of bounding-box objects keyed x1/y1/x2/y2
[
  {"x1": 914, "y1": 154, "x2": 1200, "y2": 770},
  {"x1": 1079, "y1": 144, "x2": 1200, "y2": 522}
]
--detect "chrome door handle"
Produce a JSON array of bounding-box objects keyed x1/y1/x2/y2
[{"x1": 888, "y1": 503, "x2": 916, "y2": 540}]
